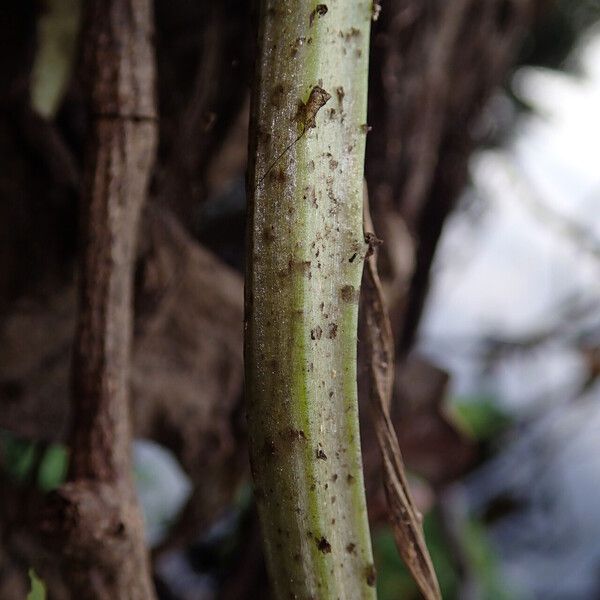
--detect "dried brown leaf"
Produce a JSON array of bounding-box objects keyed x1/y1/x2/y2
[{"x1": 362, "y1": 191, "x2": 441, "y2": 600}]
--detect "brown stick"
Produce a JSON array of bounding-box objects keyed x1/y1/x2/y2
[
  {"x1": 362, "y1": 191, "x2": 441, "y2": 600},
  {"x1": 38, "y1": 0, "x2": 158, "y2": 597}
]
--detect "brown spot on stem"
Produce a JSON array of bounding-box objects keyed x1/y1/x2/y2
[
  {"x1": 262, "y1": 226, "x2": 276, "y2": 243},
  {"x1": 289, "y1": 429, "x2": 307, "y2": 442},
  {"x1": 341, "y1": 27, "x2": 361, "y2": 39},
  {"x1": 297, "y1": 86, "x2": 331, "y2": 130},
  {"x1": 365, "y1": 564, "x2": 377, "y2": 587},
  {"x1": 309, "y1": 4, "x2": 328, "y2": 26},
  {"x1": 270, "y1": 83, "x2": 286, "y2": 108},
  {"x1": 316, "y1": 536, "x2": 332, "y2": 553},
  {"x1": 340, "y1": 285, "x2": 358, "y2": 303},
  {"x1": 269, "y1": 167, "x2": 287, "y2": 182}
]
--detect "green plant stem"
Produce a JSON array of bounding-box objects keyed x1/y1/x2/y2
[{"x1": 245, "y1": 1, "x2": 375, "y2": 598}]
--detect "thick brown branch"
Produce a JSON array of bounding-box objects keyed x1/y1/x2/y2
[{"x1": 38, "y1": 0, "x2": 158, "y2": 597}]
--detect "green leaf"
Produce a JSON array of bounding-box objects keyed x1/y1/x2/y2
[
  {"x1": 30, "y1": 0, "x2": 81, "y2": 119},
  {"x1": 37, "y1": 444, "x2": 68, "y2": 491},
  {"x1": 450, "y1": 396, "x2": 512, "y2": 441},
  {"x1": 27, "y1": 569, "x2": 46, "y2": 600},
  {"x1": 0, "y1": 432, "x2": 68, "y2": 490},
  {"x1": 0, "y1": 432, "x2": 36, "y2": 482}
]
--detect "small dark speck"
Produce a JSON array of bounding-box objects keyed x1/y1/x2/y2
[
  {"x1": 269, "y1": 167, "x2": 287, "y2": 182},
  {"x1": 316, "y1": 448, "x2": 327, "y2": 460},
  {"x1": 340, "y1": 284, "x2": 358, "y2": 303},
  {"x1": 289, "y1": 428, "x2": 307, "y2": 441},
  {"x1": 349, "y1": 253, "x2": 357, "y2": 263},
  {"x1": 317, "y1": 536, "x2": 332, "y2": 553},
  {"x1": 346, "y1": 543, "x2": 356, "y2": 554},
  {"x1": 365, "y1": 564, "x2": 377, "y2": 587},
  {"x1": 309, "y1": 4, "x2": 328, "y2": 26},
  {"x1": 114, "y1": 521, "x2": 126, "y2": 536}
]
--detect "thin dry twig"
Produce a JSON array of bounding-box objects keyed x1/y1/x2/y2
[{"x1": 362, "y1": 190, "x2": 441, "y2": 600}]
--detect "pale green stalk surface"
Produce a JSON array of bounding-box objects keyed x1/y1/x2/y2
[{"x1": 246, "y1": 1, "x2": 375, "y2": 598}]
